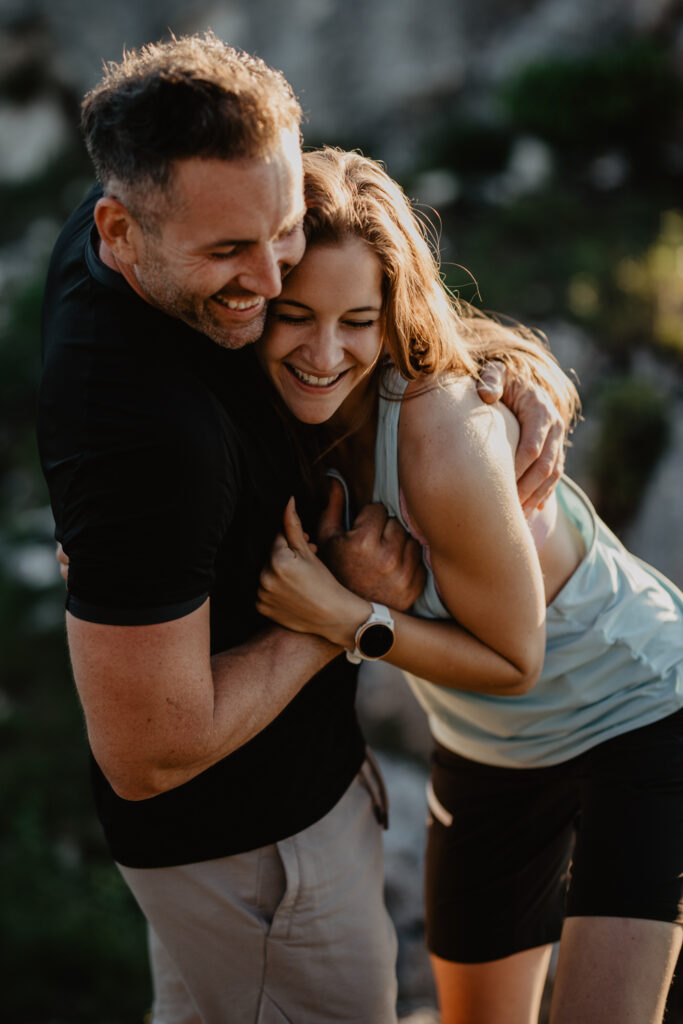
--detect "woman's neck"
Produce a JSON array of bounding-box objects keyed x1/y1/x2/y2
[{"x1": 326, "y1": 379, "x2": 378, "y2": 509}]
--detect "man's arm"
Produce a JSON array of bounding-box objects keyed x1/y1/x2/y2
[
  {"x1": 476, "y1": 361, "x2": 565, "y2": 511},
  {"x1": 66, "y1": 600, "x2": 338, "y2": 801},
  {"x1": 64, "y1": 515, "x2": 424, "y2": 802}
]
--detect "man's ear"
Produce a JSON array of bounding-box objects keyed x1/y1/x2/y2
[{"x1": 94, "y1": 196, "x2": 142, "y2": 265}]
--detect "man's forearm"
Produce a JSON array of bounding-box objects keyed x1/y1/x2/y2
[
  {"x1": 131, "y1": 626, "x2": 341, "y2": 798},
  {"x1": 68, "y1": 607, "x2": 342, "y2": 801},
  {"x1": 210, "y1": 625, "x2": 338, "y2": 754}
]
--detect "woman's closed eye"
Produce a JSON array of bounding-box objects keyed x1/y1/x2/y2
[
  {"x1": 274, "y1": 313, "x2": 309, "y2": 324},
  {"x1": 343, "y1": 319, "x2": 377, "y2": 329}
]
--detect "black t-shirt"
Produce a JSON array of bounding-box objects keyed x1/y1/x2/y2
[{"x1": 38, "y1": 188, "x2": 365, "y2": 867}]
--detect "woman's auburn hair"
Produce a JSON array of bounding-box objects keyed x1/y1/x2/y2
[{"x1": 301, "y1": 147, "x2": 580, "y2": 430}]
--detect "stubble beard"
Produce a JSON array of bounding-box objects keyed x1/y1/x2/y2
[{"x1": 134, "y1": 255, "x2": 267, "y2": 350}]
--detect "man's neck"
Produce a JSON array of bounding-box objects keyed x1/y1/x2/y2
[{"x1": 97, "y1": 237, "x2": 152, "y2": 305}]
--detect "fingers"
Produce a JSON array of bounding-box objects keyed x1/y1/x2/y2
[
  {"x1": 258, "y1": 538, "x2": 293, "y2": 603},
  {"x1": 516, "y1": 418, "x2": 565, "y2": 509},
  {"x1": 317, "y1": 478, "x2": 347, "y2": 545},
  {"x1": 382, "y1": 513, "x2": 408, "y2": 554},
  {"x1": 352, "y1": 501, "x2": 389, "y2": 535},
  {"x1": 519, "y1": 449, "x2": 565, "y2": 513},
  {"x1": 352, "y1": 505, "x2": 404, "y2": 571},
  {"x1": 282, "y1": 497, "x2": 311, "y2": 555},
  {"x1": 56, "y1": 541, "x2": 69, "y2": 583},
  {"x1": 391, "y1": 537, "x2": 427, "y2": 610},
  {"x1": 476, "y1": 360, "x2": 506, "y2": 404}
]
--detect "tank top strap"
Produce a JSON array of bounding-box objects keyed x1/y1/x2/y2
[
  {"x1": 372, "y1": 366, "x2": 408, "y2": 520},
  {"x1": 373, "y1": 366, "x2": 449, "y2": 619}
]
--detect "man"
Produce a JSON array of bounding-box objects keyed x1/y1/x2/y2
[{"x1": 38, "y1": 32, "x2": 564, "y2": 1024}]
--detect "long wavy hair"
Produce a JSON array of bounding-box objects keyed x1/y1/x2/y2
[{"x1": 302, "y1": 147, "x2": 580, "y2": 429}]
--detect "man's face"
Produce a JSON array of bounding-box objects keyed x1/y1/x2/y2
[{"x1": 132, "y1": 129, "x2": 306, "y2": 349}]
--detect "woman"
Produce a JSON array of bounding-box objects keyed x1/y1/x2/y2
[{"x1": 255, "y1": 147, "x2": 683, "y2": 1024}]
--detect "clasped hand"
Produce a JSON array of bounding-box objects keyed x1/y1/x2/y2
[{"x1": 257, "y1": 483, "x2": 425, "y2": 649}]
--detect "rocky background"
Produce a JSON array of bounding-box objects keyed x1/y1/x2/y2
[{"x1": 1, "y1": 1, "x2": 682, "y2": 1021}]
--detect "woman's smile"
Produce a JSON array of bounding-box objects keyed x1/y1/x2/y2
[{"x1": 257, "y1": 237, "x2": 384, "y2": 425}]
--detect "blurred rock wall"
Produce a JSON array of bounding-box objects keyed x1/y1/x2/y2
[{"x1": 0, "y1": 0, "x2": 680, "y2": 162}]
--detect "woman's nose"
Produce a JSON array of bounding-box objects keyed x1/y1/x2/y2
[{"x1": 303, "y1": 324, "x2": 344, "y2": 370}]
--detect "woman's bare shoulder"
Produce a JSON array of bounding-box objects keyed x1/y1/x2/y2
[{"x1": 399, "y1": 375, "x2": 518, "y2": 484}]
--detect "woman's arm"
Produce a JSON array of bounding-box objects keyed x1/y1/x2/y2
[
  {"x1": 257, "y1": 379, "x2": 546, "y2": 697},
  {"x1": 388, "y1": 378, "x2": 546, "y2": 694}
]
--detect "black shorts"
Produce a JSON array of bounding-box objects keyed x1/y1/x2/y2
[{"x1": 425, "y1": 709, "x2": 683, "y2": 964}]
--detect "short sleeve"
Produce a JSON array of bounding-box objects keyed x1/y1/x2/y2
[{"x1": 61, "y1": 398, "x2": 241, "y2": 624}]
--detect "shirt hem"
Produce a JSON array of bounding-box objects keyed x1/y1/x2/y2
[{"x1": 65, "y1": 591, "x2": 209, "y2": 626}]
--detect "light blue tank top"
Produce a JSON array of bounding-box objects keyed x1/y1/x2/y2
[{"x1": 373, "y1": 368, "x2": 683, "y2": 767}]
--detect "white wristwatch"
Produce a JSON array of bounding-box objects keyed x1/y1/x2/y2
[{"x1": 346, "y1": 603, "x2": 396, "y2": 664}]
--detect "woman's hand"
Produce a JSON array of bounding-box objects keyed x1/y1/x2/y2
[{"x1": 257, "y1": 498, "x2": 372, "y2": 649}]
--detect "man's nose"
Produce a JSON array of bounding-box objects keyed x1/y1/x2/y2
[{"x1": 237, "y1": 243, "x2": 283, "y2": 299}]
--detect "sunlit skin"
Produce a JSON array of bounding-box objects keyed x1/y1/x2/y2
[
  {"x1": 257, "y1": 236, "x2": 385, "y2": 424},
  {"x1": 96, "y1": 127, "x2": 306, "y2": 349}
]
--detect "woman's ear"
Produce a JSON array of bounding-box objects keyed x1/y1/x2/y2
[{"x1": 93, "y1": 196, "x2": 142, "y2": 265}]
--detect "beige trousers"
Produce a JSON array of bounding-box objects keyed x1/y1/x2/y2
[{"x1": 118, "y1": 762, "x2": 398, "y2": 1024}]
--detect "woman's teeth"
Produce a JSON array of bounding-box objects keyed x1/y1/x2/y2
[{"x1": 290, "y1": 365, "x2": 344, "y2": 387}]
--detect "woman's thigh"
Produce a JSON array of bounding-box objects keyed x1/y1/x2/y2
[
  {"x1": 567, "y1": 709, "x2": 683, "y2": 925},
  {"x1": 424, "y1": 743, "x2": 577, "y2": 965}
]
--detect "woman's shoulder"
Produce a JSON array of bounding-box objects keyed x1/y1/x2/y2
[
  {"x1": 396, "y1": 373, "x2": 533, "y2": 579},
  {"x1": 399, "y1": 373, "x2": 517, "y2": 474}
]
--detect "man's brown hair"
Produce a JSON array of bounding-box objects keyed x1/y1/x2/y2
[{"x1": 81, "y1": 32, "x2": 302, "y2": 201}]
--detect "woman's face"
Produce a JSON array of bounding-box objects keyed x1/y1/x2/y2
[{"x1": 256, "y1": 237, "x2": 384, "y2": 424}]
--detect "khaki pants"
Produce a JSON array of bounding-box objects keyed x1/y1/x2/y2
[{"x1": 118, "y1": 762, "x2": 398, "y2": 1024}]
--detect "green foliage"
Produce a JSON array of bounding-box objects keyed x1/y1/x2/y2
[
  {"x1": 441, "y1": 182, "x2": 669, "y2": 341},
  {"x1": 0, "y1": 563, "x2": 152, "y2": 1021},
  {"x1": 414, "y1": 34, "x2": 683, "y2": 365},
  {"x1": 501, "y1": 39, "x2": 679, "y2": 177},
  {"x1": 589, "y1": 376, "x2": 672, "y2": 532},
  {"x1": 0, "y1": 145, "x2": 92, "y2": 246},
  {"x1": 421, "y1": 117, "x2": 514, "y2": 178},
  {"x1": 0, "y1": 260, "x2": 151, "y2": 1021}
]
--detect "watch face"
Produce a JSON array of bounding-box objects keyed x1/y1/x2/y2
[{"x1": 358, "y1": 622, "x2": 395, "y2": 659}]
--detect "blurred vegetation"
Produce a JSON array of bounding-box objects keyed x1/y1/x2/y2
[
  {"x1": 0, "y1": 262, "x2": 151, "y2": 1021},
  {"x1": 589, "y1": 375, "x2": 673, "y2": 532},
  {"x1": 0, "y1": 27, "x2": 681, "y2": 1023},
  {"x1": 420, "y1": 38, "x2": 683, "y2": 363}
]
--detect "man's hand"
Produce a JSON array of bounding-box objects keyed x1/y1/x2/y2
[
  {"x1": 317, "y1": 480, "x2": 426, "y2": 610},
  {"x1": 56, "y1": 541, "x2": 69, "y2": 583},
  {"x1": 476, "y1": 361, "x2": 565, "y2": 512}
]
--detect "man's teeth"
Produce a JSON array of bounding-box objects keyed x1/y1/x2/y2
[
  {"x1": 214, "y1": 295, "x2": 263, "y2": 311},
  {"x1": 291, "y1": 366, "x2": 343, "y2": 387}
]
